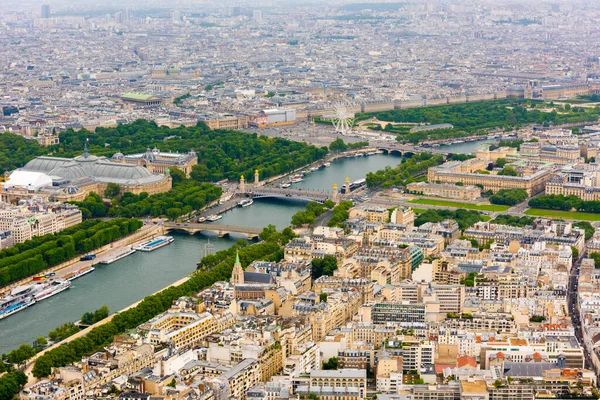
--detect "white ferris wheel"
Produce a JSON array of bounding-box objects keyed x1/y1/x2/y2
[{"x1": 325, "y1": 101, "x2": 356, "y2": 135}]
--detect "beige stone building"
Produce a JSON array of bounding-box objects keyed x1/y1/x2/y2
[
  {"x1": 428, "y1": 159, "x2": 552, "y2": 196},
  {"x1": 203, "y1": 116, "x2": 249, "y2": 130},
  {"x1": 407, "y1": 182, "x2": 481, "y2": 200},
  {"x1": 112, "y1": 147, "x2": 198, "y2": 177},
  {"x1": 0, "y1": 205, "x2": 82, "y2": 246},
  {"x1": 391, "y1": 206, "x2": 415, "y2": 227}
]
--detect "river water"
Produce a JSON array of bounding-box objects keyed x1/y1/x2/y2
[
  {"x1": 0, "y1": 153, "x2": 403, "y2": 353},
  {"x1": 0, "y1": 139, "x2": 488, "y2": 353}
]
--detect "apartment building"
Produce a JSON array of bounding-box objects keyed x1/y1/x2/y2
[
  {"x1": 141, "y1": 311, "x2": 234, "y2": 350},
  {"x1": 545, "y1": 164, "x2": 600, "y2": 201},
  {"x1": 0, "y1": 204, "x2": 82, "y2": 246},
  {"x1": 300, "y1": 369, "x2": 367, "y2": 399}
]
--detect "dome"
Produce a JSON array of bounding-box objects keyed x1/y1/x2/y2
[
  {"x1": 74, "y1": 153, "x2": 99, "y2": 162},
  {"x1": 49, "y1": 162, "x2": 87, "y2": 180},
  {"x1": 112, "y1": 152, "x2": 124, "y2": 160},
  {"x1": 142, "y1": 148, "x2": 156, "y2": 161},
  {"x1": 92, "y1": 160, "x2": 154, "y2": 180},
  {"x1": 23, "y1": 157, "x2": 72, "y2": 173}
]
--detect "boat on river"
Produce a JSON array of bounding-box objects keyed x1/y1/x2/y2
[
  {"x1": 238, "y1": 199, "x2": 254, "y2": 207},
  {"x1": 133, "y1": 236, "x2": 174, "y2": 252},
  {"x1": 100, "y1": 248, "x2": 136, "y2": 265},
  {"x1": 62, "y1": 265, "x2": 95, "y2": 280}
]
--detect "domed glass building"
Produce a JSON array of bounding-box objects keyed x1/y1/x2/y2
[{"x1": 2, "y1": 147, "x2": 173, "y2": 203}]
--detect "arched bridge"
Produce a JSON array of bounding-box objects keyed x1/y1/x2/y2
[
  {"x1": 248, "y1": 187, "x2": 339, "y2": 203},
  {"x1": 367, "y1": 142, "x2": 449, "y2": 156},
  {"x1": 164, "y1": 222, "x2": 263, "y2": 239}
]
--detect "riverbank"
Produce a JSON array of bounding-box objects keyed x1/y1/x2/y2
[
  {"x1": 0, "y1": 224, "x2": 164, "y2": 295},
  {"x1": 23, "y1": 274, "x2": 191, "y2": 387}
]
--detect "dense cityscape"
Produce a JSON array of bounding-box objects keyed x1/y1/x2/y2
[{"x1": 4, "y1": 2, "x2": 600, "y2": 400}]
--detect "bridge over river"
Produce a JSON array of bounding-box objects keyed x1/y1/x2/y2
[
  {"x1": 164, "y1": 222, "x2": 263, "y2": 239},
  {"x1": 248, "y1": 187, "x2": 341, "y2": 203}
]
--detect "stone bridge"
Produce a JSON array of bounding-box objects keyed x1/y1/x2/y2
[
  {"x1": 367, "y1": 142, "x2": 450, "y2": 156},
  {"x1": 248, "y1": 187, "x2": 339, "y2": 203},
  {"x1": 164, "y1": 222, "x2": 263, "y2": 239}
]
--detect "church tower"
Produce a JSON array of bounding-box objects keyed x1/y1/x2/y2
[{"x1": 230, "y1": 251, "x2": 244, "y2": 285}]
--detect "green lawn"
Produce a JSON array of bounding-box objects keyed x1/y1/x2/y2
[
  {"x1": 525, "y1": 208, "x2": 600, "y2": 221},
  {"x1": 412, "y1": 208, "x2": 427, "y2": 214},
  {"x1": 409, "y1": 199, "x2": 510, "y2": 212}
]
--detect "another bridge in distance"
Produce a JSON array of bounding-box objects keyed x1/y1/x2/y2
[
  {"x1": 164, "y1": 222, "x2": 263, "y2": 239},
  {"x1": 248, "y1": 187, "x2": 339, "y2": 203}
]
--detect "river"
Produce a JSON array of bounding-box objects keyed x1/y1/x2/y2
[
  {"x1": 0, "y1": 152, "x2": 405, "y2": 354},
  {"x1": 1, "y1": 139, "x2": 492, "y2": 353}
]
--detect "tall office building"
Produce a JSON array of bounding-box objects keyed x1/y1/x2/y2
[
  {"x1": 41, "y1": 4, "x2": 50, "y2": 19},
  {"x1": 232, "y1": 6, "x2": 241, "y2": 17},
  {"x1": 252, "y1": 10, "x2": 262, "y2": 21},
  {"x1": 114, "y1": 11, "x2": 124, "y2": 24}
]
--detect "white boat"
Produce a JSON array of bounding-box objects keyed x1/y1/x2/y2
[
  {"x1": 238, "y1": 199, "x2": 254, "y2": 207},
  {"x1": 99, "y1": 249, "x2": 136, "y2": 265},
  {"x1": 0, "y1": 298, "x2": 35, "y2": 320},
  {"x1": 324, "y1": 162, "x2": 331, "y2": 167},
  {"x1": 0, "y1": 279, "x2": 70, "y2": 321},
  {"x1": 310, "y1": 167, "x2": 319, "y2": 171},
  {"x1": 280, "y1": 183, "x2": 291, "y2": 188},
  {"x1": 290, "y1": 178, "x2": 303, "y2": 183},
  {"x1": 62, "y1": 265, "x2": 95, "y2": 280},
  {"x1": 206, "y1": 215, "x2": 223, "y2": 222},
  {"x1": 197, "y1": 217, "x2": 207, "y2": 223},
  {"x1": 133, "y1": 236, "x2": 175, "y2": 252},
  {"x1": 374, "y1": 150, "x2": 384, "y2": 154},
  {"x1": 34, "y1": 279, "x2": 71, "y2": 301}
]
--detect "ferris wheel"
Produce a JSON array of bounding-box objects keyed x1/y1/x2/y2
[{"x1": 325, "y1": 101, "x2": 356, "y2": 135}]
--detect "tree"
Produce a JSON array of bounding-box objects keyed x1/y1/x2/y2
[
  {"x1": 319, "y1": 293, "x2": 328, "y2": 303},
  {"x1": 291, "y1": 210, "x2": 315, "y2": 227},
  {"x1": 104, "y1": 183, "x2": 121, "y2": 199},
  {"x1": 259, "y1": 224, "x2": 278, "y2": 241},
  {"x1": 36, "y1": 337, "x2": 48, "y2": 347},
  {"x1": 169, "y1": 167, "x2": 186, "y2": 184},
  {"x1": 328, "y1": 200, "x2": 353, "y2": 227},
  {"x1": 498, "y1": 166, "x2": 518, "y2": 176},
  {"x1": 81, "y1": 305, "x2": 109, "y2": 325},
  {"x1": 4, "y1": 344, "x2": 36, "y2": 365},
  {"x1": 323, "y1": 357, "x2": 338, "y2": 370},
  {"x1": 495, "y1": 158, "x2": 507, "y2": 168},
  {"x1": 323, "y1": 199, "x2": 335, "y2": 209},
  {"x1": 190, "y1": 164, "x2": 210, "y2": 182},
  {"x1": 571, "y1": 246, "x2": 579, "y2": 259},
  {"x1": 590, "y1": 252, "x2": 600, "y2": 268},
  {"x1": 574, "y1": 221, "x2": 595, "y2": 240},
  {"x1": 489, "y1": 189, "x2": 528, "y2": 206},
  {"x1": 32, "y1": 357, "x2": 52, "y2": 378},
  {"x1": 311, "y1": 256, "x2": 338, "y2": 279},
  {"x1": 329, "y1": 138, "x2": 348, "y2": 152}
]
